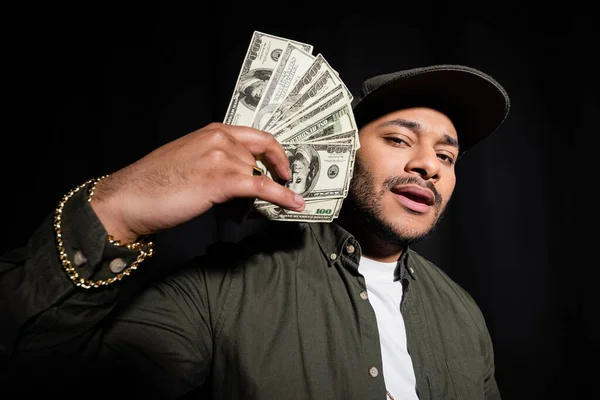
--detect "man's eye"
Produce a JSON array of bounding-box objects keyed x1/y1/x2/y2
[
  {"x1": 438, "y1": 154, "x2": 455, "y2": 164},
  {"x1": 385, "y1": 137, "x2": 407, "y2": 146}
]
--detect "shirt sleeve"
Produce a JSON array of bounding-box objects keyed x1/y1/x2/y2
[
  {"x1": 0, "y1": 182, "x2": 231, "y2": 398},
  {"x1": 95, "y1": 253, "x2": 235, "y2": 398}
]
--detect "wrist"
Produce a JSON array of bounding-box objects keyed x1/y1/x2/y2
[{"x1": 89, "y1": 176, "x2": 139, "y2": 244}]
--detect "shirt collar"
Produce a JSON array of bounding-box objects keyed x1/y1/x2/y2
[
  {"x1": 307, "y1": 221, "x2": 418, "y2": 280},
  {"x1": 308, "y1": 221, "x2": 353, "y2": 266},
  {"x1": 397, "y1": 250, "x2": 417, "y2": 281}
]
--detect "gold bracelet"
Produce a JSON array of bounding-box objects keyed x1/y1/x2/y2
[{"x1": 54, "y1": 176, "x2": 154, "y2": 289}]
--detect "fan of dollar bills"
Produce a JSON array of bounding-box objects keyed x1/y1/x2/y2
[{"x1": 223, "y1": 31, "x2": 359, "y2": 223}]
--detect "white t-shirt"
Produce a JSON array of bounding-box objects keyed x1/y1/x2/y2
[{"x1": 358, "y1": 256, "x2": 418, "y2": 400}]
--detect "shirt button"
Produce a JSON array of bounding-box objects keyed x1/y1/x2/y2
[
  {"x1": 330, "y1": 253, "x2": 337, "y2": 260},
  {"x1": 109, "y1": 258, "x2": 127, "y2": 274},
  {"x1": 359, "y1": 291, "x2": 368, "y2": 300},
  {"x1": 369, "y1": 366, "x2": 379, "y2": 377},
  {"x1": 345, "y1": 244, "x2": 355, "y2": 254},
  {"x1": 73, "y1": 251, "x2": 87, "y2": 267}
]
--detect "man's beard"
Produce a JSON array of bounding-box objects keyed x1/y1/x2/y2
[{"x1": 342, "y1": 160, "x2": 446, "y2": 246}]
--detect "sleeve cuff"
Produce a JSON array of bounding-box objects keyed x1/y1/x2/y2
[{"x1": 60, "y1": 181, "x2": 142, "y2": 284}]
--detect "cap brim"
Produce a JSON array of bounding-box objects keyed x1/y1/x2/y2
[{"x1": 352, "y1": 65, "x2": 510, "y2": 152}]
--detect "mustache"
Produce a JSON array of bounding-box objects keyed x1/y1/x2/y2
[{"x1": 382, "y1": 175, "x2": 442, "y2": 206}]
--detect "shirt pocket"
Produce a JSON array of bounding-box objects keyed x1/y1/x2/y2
[{"x1": 446, "y1": 356, "x2": 485, "y2": 400}]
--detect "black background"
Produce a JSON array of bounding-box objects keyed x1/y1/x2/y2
[{"x1": 1, "y1": 6, "x2": 595, "y2": 400}]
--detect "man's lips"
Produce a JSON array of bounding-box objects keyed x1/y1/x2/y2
[{"x1": 391, "y1": 184, "x2": 435, "y2": 213}]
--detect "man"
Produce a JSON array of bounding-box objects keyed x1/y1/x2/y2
[{"x1": 0, "y1": 64, "x2": 510, "y2": 399}]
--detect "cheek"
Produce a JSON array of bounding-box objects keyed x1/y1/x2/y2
[
  {"x1": 356, "y1": 162, "x2": 386, "y2": 193},
  {"x1": 438, "y1": 175, "x2": 456, "y2": 202},
  {"x1": 356, "y1": 151, "x2": 398, "y2": 180}
]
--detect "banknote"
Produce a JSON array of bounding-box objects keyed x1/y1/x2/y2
[
  {"x1": 269, "y1": 82, "x2": 348, "y2": 134},
  {"x1": 252, "y1": 42, "x2": 315, "y2": 130},
  {"x1": 271, "y1": 88, "x2": 352, "y2": 141},
  {"x1": 305, "y1": 129, "x2": 356, "y2": 143},
  {"x1": 254, "y1": 142, "x2": 355, "y2": 207},
  {"x1": 253, "y1": 198, "x2": 344, "y2": 222},
  {"x1": 223, "y1": 31, "x2": 313, "y2": 127},
  {"x1": 262, "y1": 54, "x2": 351, "y2": 131},
  {"x1": 274, "y1": 102, "x2": 357, "y2": 144},
  {"x1": 224, "y1": 31, "x2": 359, "y2": 222}
]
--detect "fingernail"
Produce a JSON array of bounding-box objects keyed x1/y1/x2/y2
[{"x1": 294, "y1": 193, "x2": 305, "y2": 206}]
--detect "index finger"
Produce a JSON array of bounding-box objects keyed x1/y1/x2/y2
[{"x1": 221, "y1": 124, "x2": 291, "y2": 181}]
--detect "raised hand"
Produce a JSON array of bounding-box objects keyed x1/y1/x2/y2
[{"x1": 90, "y1": 122, "x2": 305, "y2": 243}]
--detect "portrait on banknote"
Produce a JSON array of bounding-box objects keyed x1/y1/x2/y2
[
  {"x1": 285, "y1": 145, "x2": 320, "y2": 197},
  {"x1": 237, "y1": 68, "x2": 272, "y2": 110}
]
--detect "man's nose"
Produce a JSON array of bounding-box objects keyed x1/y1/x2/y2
[{"x1": 405, "y1": 147, "x2": 441, "y2": 180}]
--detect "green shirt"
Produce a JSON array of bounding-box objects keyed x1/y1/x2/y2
[{"x1": 0, "y1": 183, "x2": 500, "y2": 399}]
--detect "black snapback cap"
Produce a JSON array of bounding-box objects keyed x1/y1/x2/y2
[{"x1": 351, "y1": 65, "x2": 510, "y2": 152}]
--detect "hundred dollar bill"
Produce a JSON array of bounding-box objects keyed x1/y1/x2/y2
[
  {"x1": 270, "y1": 76, "x2": 353, "y2": 133},
  {"x1": 255, "y1": 142, "x2": 354, "y2": 207},
  {"x1": 254, "y1": 198, "x2": 343, "y2": 222},
  {"x1": 270, "y1": 82, "x2": 346, "y2": 133},
  {"x1": 252, "y1": 42, "x2": 315, "y2": 130},
  {"x1": 274, "y1": 101, "x2": 357, "y2": 144},
  {"x1": 263, "y1": 54, "x2": 349, "y2": 131},
  {"x1": 223, "y1": 31, "x2": 313, "y2": 127},
  {"x1": 253, "y1": 134, "x2": 356, "y2": 190},
  {"x1": 305, "y1": 129, "x2": 357, "y2": 143},
  {"x1": 271, "y1": 87, "x2": 350, "y2": 141}
]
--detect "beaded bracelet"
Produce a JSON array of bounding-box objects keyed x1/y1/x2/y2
[{"x1": 53, "y1": 176, "x2": 154, "y2": 289}]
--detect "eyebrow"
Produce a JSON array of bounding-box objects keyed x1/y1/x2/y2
[{"x1": 379, "y1": 118, "x2": 460, "y2": 150}]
